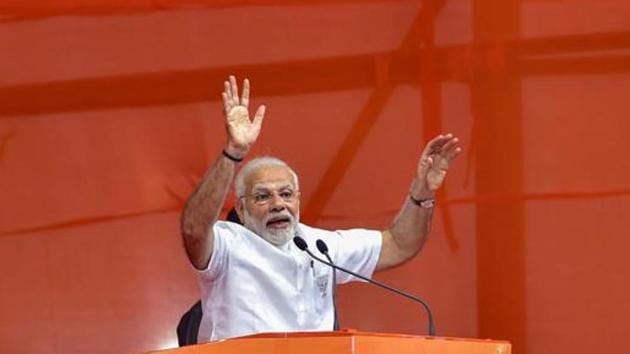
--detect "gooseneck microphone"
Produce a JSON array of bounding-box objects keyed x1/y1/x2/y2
[
  {"x1": 293, "y1": 236, "x2": 340, "y2": 330},
  {"x1": 293, "y1": 236, "x2": 436, "y2": 336},
  {"x1": 315, "y1": 240, "x2": 340, "y2": 330}
]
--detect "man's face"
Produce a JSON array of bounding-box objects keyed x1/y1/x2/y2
[{"x1": 237, "y1": 165, "x2": 300, "y2": 246}]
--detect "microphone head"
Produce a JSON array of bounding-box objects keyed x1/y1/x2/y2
[
  {"x1": 316, "y1": 239, "x2": 329, "y2": 254},
  {"x1": 293, "y1": 236, "x2": 308, "y2": 251}
]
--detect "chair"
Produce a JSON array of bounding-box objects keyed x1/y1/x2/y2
[{"x1": 176, "y1": 300, "x2": 202, "y2": 346}]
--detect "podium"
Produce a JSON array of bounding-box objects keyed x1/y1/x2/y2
[{"x1": 148, "y1": 330, "x2": 510, "y2": 354}]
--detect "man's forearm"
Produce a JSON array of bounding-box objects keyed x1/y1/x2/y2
[
  {"x1": 377, "y1": 198, "x2": 434, "y2": 271},
  {"x1": 181, "y1": 152, "x2": 238, "y2": 269},
  {"x1": 389, "y1": 195, "x2": 434, "y2": 261},
  {"x1": 371, "y1": 134, "x2": 459, "y2": 271}
]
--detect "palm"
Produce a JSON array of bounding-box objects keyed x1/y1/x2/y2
[
  {"x1": 226, "y1": 106, "x2": 260, "y2": 148},
  {"x1": 425, "y1": 154, "x2": 449, "y2": 191}
]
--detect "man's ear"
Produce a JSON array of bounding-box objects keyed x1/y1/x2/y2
[{"x1": 235, "y1": 198, "x2": 245, "y2": 222}]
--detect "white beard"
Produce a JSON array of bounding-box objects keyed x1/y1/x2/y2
[{"x1": 243, "y1": 209, "x2": 299, "y2": 246}]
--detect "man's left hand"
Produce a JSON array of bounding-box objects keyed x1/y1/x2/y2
[{"x1": 412, "y1": 134, "x2": 462, "y2": 199}]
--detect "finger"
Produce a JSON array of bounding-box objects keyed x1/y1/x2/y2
[
  {"x1": 222, "y1": 92, "x2": 230, "y2": 113},
  {"x1": 253, "y1": 105, "x2": 266, "y2": 129},
  {"x1": 241, "y1": 78, "x2": 250, "y2": 108},
  {"x1": 417, "y1": 153, "x2": 433, "y2": 173},
  {"x1": 418, "y1": 155, "x2": 434, "y2": 177},
  {"x1": 430, "y1": 133, "x2": 453, "y2": 147},
  {"x1": 444, "y1": 146, "x2": 462, "y2": 163},
  {"x1": 224, "y1": 81, "x2": 233, "y2": 106},
  {"x1": 229, "y1": 75, "x2": 239, "y2": 105},
  {"x1": 422, "y1": 134, "x2": 450, "y2": 156},
  {"x1": 439, "y1": 136, "x2": 459, "y2": 153},
  {"x1": 421, "y1": 155, "x2": 433, "y2": 167}
]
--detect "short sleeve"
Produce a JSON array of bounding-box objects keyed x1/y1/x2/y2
[
  {"x1": 195, "y1": 221, "x2": 237, "y2": 281},
  {"x1": 332, "y1": 228, "x2": 382, "y2": 284}
]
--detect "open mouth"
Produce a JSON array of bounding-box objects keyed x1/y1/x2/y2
[{"x1": 266, "y1": 216, "x2": 291, "y2": 229}]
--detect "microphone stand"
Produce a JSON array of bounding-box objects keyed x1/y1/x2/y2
[{"x1": 293, "y1": 236, "x2": 436, "y2": 336}]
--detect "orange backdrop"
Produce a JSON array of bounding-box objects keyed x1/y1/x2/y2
[{"x1": 1, "y1": 1, "x2": 629, "y2": 353}]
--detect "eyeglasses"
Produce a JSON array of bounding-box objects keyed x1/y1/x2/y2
[{"x1": 240, "y1": 189, "x2": 300, "y2": 205}]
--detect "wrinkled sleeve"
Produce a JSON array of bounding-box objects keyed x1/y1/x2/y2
[
  {"x1": 332, "y1": 228, "x2": 382, "y2": 284},
  {"x1": 194, "y1": 221, "x2": 235, "y2": 281}
]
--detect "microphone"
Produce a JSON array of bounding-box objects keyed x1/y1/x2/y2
[
  {"x1": 315, "y1": 240, "x2": 340, "y2": 330},
  {"x1": 293, "y1": 236, "x2": 436, "y2": 336},
  {"x1": 293, "y1": 236, "x2": 340, "y2": 330}
]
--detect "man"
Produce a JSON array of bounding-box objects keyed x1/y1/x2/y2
[{"x1": 181, "y1": 75, "x2": 461, "y2": 342}]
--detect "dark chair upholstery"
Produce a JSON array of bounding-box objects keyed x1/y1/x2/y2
[{"x1": 176, "y1": 300, "x2": 202, "y2": 346}]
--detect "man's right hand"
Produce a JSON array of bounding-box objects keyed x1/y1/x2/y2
[{"x1": 222, "y1": 75, "x2": 266, "y2": 158}]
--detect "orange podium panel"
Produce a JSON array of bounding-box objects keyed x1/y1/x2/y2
[{"x1": 147, "y1": 330, "x2": 510, "y2": 354}]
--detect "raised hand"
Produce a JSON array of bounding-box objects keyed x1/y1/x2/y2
[
  {"x1": 222, "y1": 75, "x2": 266, "y2": 158},
  {"x1": 413, "y1": 134, "x2": 461, "y2": 198}
]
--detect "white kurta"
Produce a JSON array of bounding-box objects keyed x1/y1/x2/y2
[{"x1": 195, "y1": 221, "x2": 382, "y2": 342}]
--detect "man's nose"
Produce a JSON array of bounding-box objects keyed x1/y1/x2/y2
[{"x1": 268, "y1": 193, "x2": 286, "y2": 210}]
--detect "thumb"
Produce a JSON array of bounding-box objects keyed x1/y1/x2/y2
[
  {"x1": 417, "y1": 155, "x2": 433, "y2": 177},
  {"x1": 253, "y1": 105, "x2": 266, "y2": 129}
]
